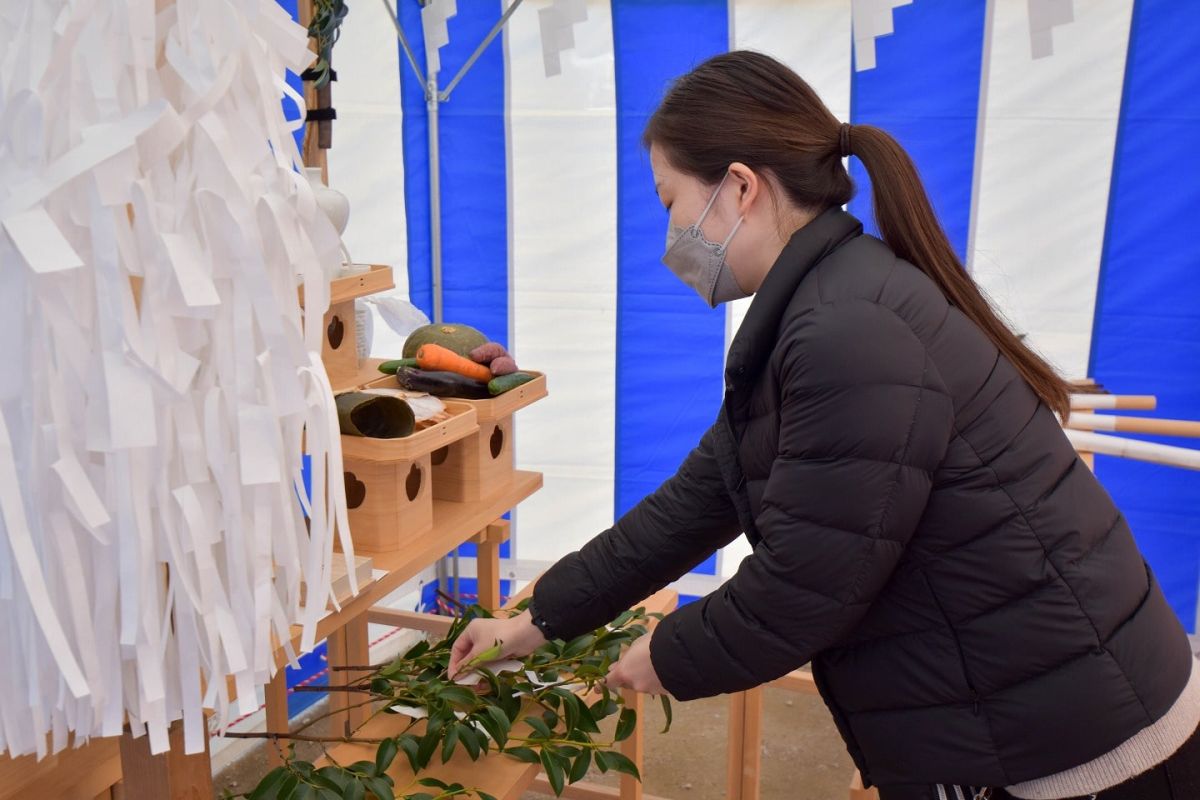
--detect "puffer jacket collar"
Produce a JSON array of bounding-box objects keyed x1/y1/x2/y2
[
  {"x1": 724, "y1": 207, "x2": 863, "y2": 393},
  {"x1": 712, "y1": 207, "x2": 863, "y2": 545}
]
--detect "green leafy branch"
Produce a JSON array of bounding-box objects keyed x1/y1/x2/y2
[
  {"x1": 307, "y1": 0, "x2": 349, "y2": 88},
  {"x1": 226, "y1": 603, "x2": 670, "y2": 800}
]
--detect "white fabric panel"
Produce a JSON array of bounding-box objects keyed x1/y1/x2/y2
[
  {"x1": 327, "y1": 0, "x2": 408, "y2": 298},
  {"x1": 970, "y1": 0, "x2": 1133, "y2": 378},
  {"x1": 723, "y1": 0, "x2": 854, "y2": 578},
  {"x1": 507, "y1": 1, "x2": 618, "y2": 563}
]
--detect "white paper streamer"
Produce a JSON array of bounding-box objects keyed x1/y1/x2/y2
[{"x1": 0, "y1": 0, "x2": 354, "y2": 758}]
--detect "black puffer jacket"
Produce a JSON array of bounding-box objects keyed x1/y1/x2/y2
[{"x1": 532, "y1": 209, "x2": 1193, "y2": 788}]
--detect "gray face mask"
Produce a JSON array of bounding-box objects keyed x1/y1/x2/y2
[{"x1": 662, "y1": 171, "x2": 749, "y2": 308}]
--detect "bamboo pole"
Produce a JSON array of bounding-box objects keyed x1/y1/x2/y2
[
  {"x1": 1065, "y1": 413, "x2": 1200, "y2": 438},
  {"x1": 1064, "y1": 429, "x2": 1200, "y2": 471},
  {"x1": 1069, "y1": 394, "x2": 1157, "y2": 411}
]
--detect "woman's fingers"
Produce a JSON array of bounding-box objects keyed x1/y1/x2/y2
[{"x1": 448, "y1": 625, "x2": 481, "y2": 677}]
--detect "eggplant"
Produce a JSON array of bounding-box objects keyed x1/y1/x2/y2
[{"x1": 394, "y1": 366, "x2": 492, "y2": 399}]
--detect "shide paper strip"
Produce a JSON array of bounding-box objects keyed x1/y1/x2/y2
[{"x1": 0, "y1": 0, "x2": 353, "y2": 758}]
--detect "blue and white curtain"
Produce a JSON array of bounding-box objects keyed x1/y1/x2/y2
[{"x1": 286, "y1": 0, "x2": 1200, "y2": 630}]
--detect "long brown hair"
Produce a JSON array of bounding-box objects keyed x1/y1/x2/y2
[{"x1": 643, "y1": 51, "x2": 1070, "y2": 419}]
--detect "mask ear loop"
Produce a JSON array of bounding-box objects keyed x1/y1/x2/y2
[
  {"x1": 696, "y1": 171, "x2": 745, "y2": 253},
  {"x1": 694, "y1": 171, "x2": 731, "y2": 231}
]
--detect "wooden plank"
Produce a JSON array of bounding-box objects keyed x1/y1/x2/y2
[
  {"x1": 619, "y1": 688, "x2": 644, "y2": 800},
  {"x1": 766, "y1": 669, "x2": 820, "y2": 696},
  {"x1": 343, "y1": 614, "x2": 372, "y2": 729},
  {"x1": 367, "y1": 608, "x2": 454, "y2": 635},
  {"x1": 118, "y1": 722, "x2": 212, "y2": 800},
  {"x1": 476, "y1": 530, "x2": 502, "y2": 610},
  {"x1": 299, "y1": 264, "x2": 395, "y2": 308},
  {"x1": 726, "y1": 692, "x2": 746, "y2": 800},
  {"x1": 455, "y1": 373, "x2": 549, "y2": 423},
  {"x1": 740, "y1": 688, "x2": 763, "y2": 800},
  {"x1": 1066, "y1": 412, "x2": 1200, "y2": 438},
  {"x1": 325, "y1": 627, "x2": 351, "y2": 738},
  {"x1": 265, "y1": 669, "x2": 290, "y2": 769},
  {"x1": 339, "y1": 402, "x2": 478, "y2": 462},
  {"x1": 0, "y1": 735, "x2": 122, "y2": 800},
  {"x1": 1069, "y1": 393, "x2": 1156, "y2": 411}
]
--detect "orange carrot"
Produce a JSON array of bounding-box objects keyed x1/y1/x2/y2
[{"x1": 416, "y1": 343, "x2": 494, "y2": 382}]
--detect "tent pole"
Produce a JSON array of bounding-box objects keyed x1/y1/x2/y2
[{"x1": 428, "y1": 73, "x2": 443, "y2": 324}]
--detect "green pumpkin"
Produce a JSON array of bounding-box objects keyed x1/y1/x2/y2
[{"x1": 401, "y1": 323, "x2": 489, "y2": 360}]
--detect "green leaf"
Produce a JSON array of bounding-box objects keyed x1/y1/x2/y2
[
  {"x1": 398, "y1": 734, "x2": 421, "y2": 773},
  {"x1": 602, "y1": 751, "x2": 641, "y2": 780},
  {"x1": 366, "y1": 777, "x2": 395, "y2": 800},
  {"x1": 611, "y1": 610, "x2": 635, "y2": 628},
  {"x1": 417, "y1": 721, "x2": 442, "y2": 768},
  {"x1": 541, "y1": 749, "x2": 566, "y2": 796},
  {"x1": 345, "y1": 781, "x2": 365, "y2": 800},
  {"x1": 477, "y1": 705, "x2": 510, "y2": 748},
  {"x1": 375, "y1": 738, "x2": 398, "y2": 773},
  {"x1": 248, "y1": 766, "x2": 289, "y2": 800},
  {"x1": 561, "y1": 634, "x2": 595, "y2": 659},
  {"x1": 287, "y1": 784, "x2": 315, "y2": 800},
  {"x1": 614, "y1": 708, "x2": 636, "y2": 742},
  {"x1": 466, "y1": 641, "x2": 503, "y2": 667},
  {"x1": 440, "y1": 721, "x2": 460, "y2": 763},
  {"x1": 316, "y1": 788, "x2": 342, "y2": 800},
  {"x1": 417, "y1": 777, "x2": 449, "y2": 789},
  {"x1": 348, "y1": 762, "x2": 376, "y2": 776},
  {"x1": 660, "y1": 694, "x2": 673, "y2": 734},
  {"x1": 523, "y1": 715, "x2": 553, "y2": 739},
  {"x1": 477, "y1": 792, "x2": 499, "y2": 800},
  {"x1": 460, "y1": 723, "x2": 482, "y2": 760},
  {"x1": 438, "y1": 685, "x2": 479, "y2": 706},
  {"x1": 503, "y1": 746, "x2": 540, "y2": 764},
  {"x1": 313, "y1": 767, "x2": 349, "y2": 790},
  {"x1": 569, "y1": 749, "x2": 591, "y2": 784},
  {"x1": 407, "y1": 794, "x2": 436, "y2": 800},
  {"x1": 403, "y1": 639, "x2": 431, "y2": 660}
]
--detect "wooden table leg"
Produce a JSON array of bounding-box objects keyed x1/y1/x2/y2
[
  {"x1": 326, "y1": 612, "x2": 372, "y2": 737},
  {"x1": 344, "y1": 612, "x2": 372, "y2": 730},
  {"x1": 472, "y1": 520, "x2": 510, "y2": 611},
  {"x1": 726, "y1": 688, "x2": 763, "y2": 800},
  {"x1": 265, "y1": 668, "x2": 290, "y2": 768},
  {"x1": 118, "y1": 721, "x2": 213, "y2": 800},
  {"x1": 741, "y1": 687, "x2": 763, "y2": 800},
  {"x1": 619, "y1": 688, "x2": 645, "y2": 800},
  {"x1": 727, "y1": 692, "x2": 746, "y2": 800},
  {"x1": 325, "y1": 627, "x2": 350, "y2": 738}
]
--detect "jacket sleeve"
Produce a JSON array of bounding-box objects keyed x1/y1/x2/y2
[
  {"x1": 649, "y1": 300, "x2": 954, "y2": 700},
  {"x1": 532, "y1": 423, "x2": 743, "y2": 641}
]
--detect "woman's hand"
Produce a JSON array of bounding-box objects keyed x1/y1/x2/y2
[
  {"x1": 605, "y1": 634, "x2": 668, "y2": 695},
  {"x1": 447, "y1": 610, "x2": 548, "y2": 679}
]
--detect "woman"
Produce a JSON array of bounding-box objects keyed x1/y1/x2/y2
[{"x1": 447, "y1": 52, "x2": 1200, "y2": 800}]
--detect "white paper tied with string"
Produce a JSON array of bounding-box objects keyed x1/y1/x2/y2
[{"x1": 0, "y1": 0, "x2": 355, "y2": 758}]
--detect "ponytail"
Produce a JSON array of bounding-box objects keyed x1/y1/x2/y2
[{"x1": 846, "y1": 124, "x2": 1071, "y2": 419}]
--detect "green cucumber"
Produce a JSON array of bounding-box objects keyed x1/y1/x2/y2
[
  {"x1": 378, "y1": 358, "x2": 419, "y2": 375},
  {"x1": 394, "y1": 366, "x2": 492, "y2": 399},
  {"x1": 488, "y1": 372, "x2": 536, "y2": 396}
]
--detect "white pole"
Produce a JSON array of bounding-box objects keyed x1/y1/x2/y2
[{"x1": 1065, "y1": 429, "x2": 1200, "y2": 471}]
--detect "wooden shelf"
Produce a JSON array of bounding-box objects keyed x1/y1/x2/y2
[
  {"x1": 331, "y1": 358, "x2": 391, "y2": 395},
  {"x1": 319, "y1": 588, "x2": 679, "y2": 800},
  {"x1": 456, "y1": 372, "x2": 548, "y2": 422},
  {"x1": 298, "y1": 264, "x2": 394, "y2": 308},
  {"x1": 340, "y1": 402, "x2": 478, "y2": 463},
  {"x1": 267, "y1": 470, "x2": 544, "y2": 669}
]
